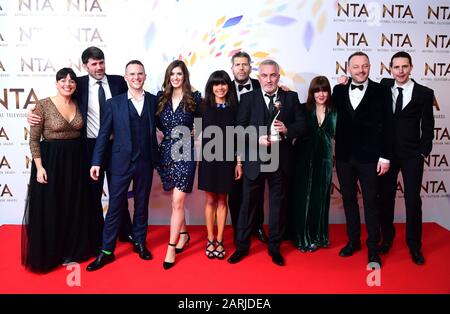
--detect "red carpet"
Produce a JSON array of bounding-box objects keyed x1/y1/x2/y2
[{"x1": 0, "y1": 223, "x2": 449, "y2": 294}]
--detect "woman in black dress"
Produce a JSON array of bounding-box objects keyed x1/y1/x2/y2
[
  {"x1": 22, "y1": 68, "x2": 101, "y2": 273},
  {"x1": 198, "y1": 70, "x2": 242, "y2": 259}
]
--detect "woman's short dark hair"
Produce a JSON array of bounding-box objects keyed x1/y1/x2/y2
[
  {"x1": 306, "y1": 76, "x2": 332, "y2": 112},
  {"x1": 56, "y1": 67, "x2": 77, "y2": 82}
]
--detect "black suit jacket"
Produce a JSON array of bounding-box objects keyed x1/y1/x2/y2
[
  {"x1": 380, "y1": 78, "x2": 434, "y2": 159},
  {"x1": 75, "y1": 74, "x2": 128, "y2": 138},
  {"x1": 236, "y1": 89, "x2": 307, "y2": 180},
  {"x1": 333, "y1": 79, "x2": 392, "y2": 163}
]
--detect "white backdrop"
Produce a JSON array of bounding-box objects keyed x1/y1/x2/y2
[{"x1": 0, "y1": 0, "x2": 449, "y2": 229}]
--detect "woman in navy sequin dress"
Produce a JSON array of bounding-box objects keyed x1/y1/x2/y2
[{"x1": 156, "y1": 60, "x2": 201, "y2": 269}]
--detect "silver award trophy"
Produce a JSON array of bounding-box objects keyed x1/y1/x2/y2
[{"x1": 269, "y1": 98, "x2": 282, "y2": 142}]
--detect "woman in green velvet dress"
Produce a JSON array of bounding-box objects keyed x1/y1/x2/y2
[{"x1": 289, "y1": 76, "x2": 336, "y2": 252}]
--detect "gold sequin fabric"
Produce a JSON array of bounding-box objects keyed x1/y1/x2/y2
[{"x1": 30, "y1": 97, "x2": 83, "y2": 158}]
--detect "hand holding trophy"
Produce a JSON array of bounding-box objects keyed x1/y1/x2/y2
[{"x1": 269, "y1": 98, "x2": 283, "y2": 142}]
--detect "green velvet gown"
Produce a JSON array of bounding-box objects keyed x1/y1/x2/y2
[{"x1": 288, "y1": 107, "x2": 336, "y2": 251}]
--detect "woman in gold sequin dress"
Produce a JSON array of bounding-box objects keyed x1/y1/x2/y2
[{"x1": 22, "y1": 68, "x2": 102, "y2": 273}]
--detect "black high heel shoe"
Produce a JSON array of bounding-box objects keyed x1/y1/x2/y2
[
  {"x1": 175, "y1": 231, "x2": 190, "y2": 254},
  {"x1": 163, "y1": 243, "x2": 176, "y2": 270},
  {"x1": 206, "y1": 239, "x2": 216, "y2": 259},
  {"x1": 214, "y1": 241, "x2": 226, "y2": 260}
]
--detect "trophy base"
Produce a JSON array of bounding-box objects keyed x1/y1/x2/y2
[{"x1": 269, "y1": 134, "x2": 281, "y2": 142}]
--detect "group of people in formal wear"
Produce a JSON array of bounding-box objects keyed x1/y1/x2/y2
[{"x1": 21, "y1": 46, "x2": 434, "y2": 273}]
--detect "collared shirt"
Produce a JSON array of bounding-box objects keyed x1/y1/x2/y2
[
  {"x1": 235, "y1": 78, "x2": 253, "y2": 101},
  {"x1": 262, "y1": 88, "x2": 279, "y2": 110},
  {"x1": 128, "y1": 90, "x2": 145, "y2": 116},
  {"x1": 86, "y1": 75, "x2": 112, "y2": 138},
  {"x1": 348, "y1": 80, "x2": 369, "y2": 110},
  {"x1": 392, "y1": 79, "x2": 414, "y2": 113}
]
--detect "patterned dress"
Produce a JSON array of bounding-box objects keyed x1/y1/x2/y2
[{"x1": 156, "y1": 91, "x2": 202, "y2": 193}]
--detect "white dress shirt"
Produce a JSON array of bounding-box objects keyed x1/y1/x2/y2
[
  {"x1": 348, "y1": 80, "x2": 369, "y2": 110},
  {"x1": 86, "y1": 75, "x2": 112, "y2": 138},
  {"x1": 262, "y1": 88, "x2": 279, "y2": 110},
  {"x1": 128, "y1": 90, "x2": 145, "y2": 116},
  {"x1": 392, "y1": 79, "x2": 414, "y2": 113},
  {"x1": 235, "y1": 78, "x2": 254, "y2": 101}
]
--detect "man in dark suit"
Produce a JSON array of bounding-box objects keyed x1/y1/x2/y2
[
  {"x1": 77, "y1": 47, "x2": 134, "y2": 244},
  {"x1": 378, "y1": 51, "x2": 434, "y2": 265},
  {"x1": 333, "y1": 51, "x2": 391, "y2": 267},
  {"x1": 86, "y1": 60, "x2": 159, "y2": 271},
  {"x1": 27, "y1": 46, "x2": 134, "y2": 244},
  {"x1": 228, "y1": 51, "x2": 268, "y2": 244},
  {"x1": 228, "y1": 59, "x2": 307, "y2": 266}
]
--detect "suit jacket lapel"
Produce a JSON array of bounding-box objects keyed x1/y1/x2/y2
[
  {"x1": 343, "y1": 84, "x2": 355, "y2": 114},
  {"x1": 119, "y1": 93, "x2": 131, "y2": 139},
  {"x1": 355, "y1": 79, "x2": 374, "y2": 112},
  {"x1": 256, "y1": 91, "x2": 270, "y2": 125},
  {"x1": 81, "y1": 76, "x2": 89, "y2": 119},
  {"x1": 144, "y1": 93, "x2": 155, "y2": 137},
  {"x1": 276, "y1": 89, "x2": 287, "y2": 122},
  {"x1": 404, "y1": 82, "x2": 419, "y2": 110}
]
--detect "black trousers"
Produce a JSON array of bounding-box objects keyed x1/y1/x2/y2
[
  {"x1": 228, "y1": 178, "x2": 265, "y2": 240},
  {"x1": 379, "y1": 156, "x2": 424, "y2": 251},
  {"x1": 336, "y1": 159, "x2": 380, "y2": 250},
  {"x1": 86, "y1": 138, "x2": 133, "y2": 239},
  {"x1": 236, "y1": 169, "x2": 286, "y2": 254}
]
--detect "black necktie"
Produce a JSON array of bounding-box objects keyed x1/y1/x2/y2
[
  {"x1": 238, "y1": 83, "x2": 251, "y2": 92},
  {"x1": 350, "y1": 84, "x2": 363, "y2": 91},
  {"x1": 97, "y1": 81, "x2": 106, "y2": 120},
  {"x1": 265, "y1": 93, "x2": 276, "y2": 115},
  {"x1": 395, "y1": 87, "x2": 403, "y2": 115}
]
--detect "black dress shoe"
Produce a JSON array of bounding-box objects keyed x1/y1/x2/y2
[
  {"x1": 118, "y1": 234, "x2": 134, "y2": 244},
  {"x1": 307, "y1": 244, "x2": 319, "y2": 253},
  {"x1": 86, "y1": 252, "x2": 115, "y2": 271},
  {"x1": 339, "y1": 242, "x2": 361, "y2": 257},
  {"x1": 133, "y1": 243, "x2": 152, "y2": 260},
  {"x1": 227, "y1": 250, "x2": 248, "y2": 264},
  {"x1": 255, "y1": 228, "x2": 268, "y2": 243},
  {"x1": 163, "y1": 243, "x2": 176, "y2": 270},
  {"x1": 269, "y1": 251, "x2": 285, "y2": 266},
  {"x1": 379, "y1": 240, "x2": 393, "y2": 255},
  {"x1": 368, "y1": 250, "x2": 382, "y2": 268},
  {"x1": 61, "y1": 257, "x2": 73, "y2": 266},
  {"x1": 410, "y1": 250, "x2": 425, "y2": 265}
]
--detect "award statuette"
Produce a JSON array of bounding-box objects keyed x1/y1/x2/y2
[{"x1": 269, "y1": 98, "x2": 282, "y2": 142}]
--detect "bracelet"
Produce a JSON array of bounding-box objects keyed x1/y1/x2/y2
[{"x1": 237, "y1": 163, "x2": 242, "y2": 166}]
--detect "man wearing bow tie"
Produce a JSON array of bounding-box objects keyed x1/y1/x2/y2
[
  {"x1": 228, "y1": 51, "x2": 269, "y2": 245},
  {"x1": 333, "y1": 51, "x2": 392, "y2": 267}
]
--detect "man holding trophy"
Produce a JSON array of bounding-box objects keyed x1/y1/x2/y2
[{"x1": 228, "y1": 59, "x2": 307, "y2": 266}]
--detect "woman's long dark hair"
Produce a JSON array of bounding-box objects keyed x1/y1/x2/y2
[
  {"x1": 156, "y1": 60, "x2": 196, "y2": 115},
  {"x1": 306, "y1": 76, "x2": 333, "y2": 112},
  {"x1": 202, "y1": 70, "x2": 237, "y2": 111}
]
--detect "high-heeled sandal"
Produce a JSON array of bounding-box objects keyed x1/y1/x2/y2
[
  {"x1": 214, "y1": 241, "x2": 226, "y2": 260},
  {"x1": 163, "y1": 243, "x2": 176, "y2": 270},
  {"x1": 175, "y1": 231, "x2": 191, "y2": 254},
  {"x1": 206, "y1": 239, "x2": 216, "y2": 259}
]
